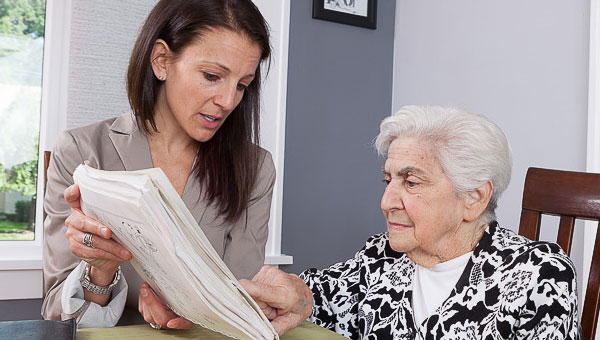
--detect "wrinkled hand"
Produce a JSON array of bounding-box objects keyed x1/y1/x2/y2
[
  {"x1": 138, "y1": 282, "x2": 194, "y2": 329},
  {"x1": 239, "y1": 265, "x2": 313, "y2": 335},
  {"x1": 64, "y1": 184, "x2": 131, "y2": 280}
]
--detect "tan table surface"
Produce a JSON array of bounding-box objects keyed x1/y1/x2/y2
[{"x1": 76, "y1": 321, "x2": 349, "y2": 340}]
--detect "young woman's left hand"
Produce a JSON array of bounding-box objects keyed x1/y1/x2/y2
[{"x1": 138, "y1": 282, "x2": 194, "y2": 329}]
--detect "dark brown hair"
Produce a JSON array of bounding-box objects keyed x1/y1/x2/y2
[{"x1": 127, "y1": 0, "x2": 271, "y2": 222}]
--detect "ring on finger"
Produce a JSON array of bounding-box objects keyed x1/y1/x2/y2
[
  {"x1": 82, "y1": 232, "x2": 95, "y2": 248},
  {"x1": 149, "y1": 322, "x2": 162, "y2": 330}
]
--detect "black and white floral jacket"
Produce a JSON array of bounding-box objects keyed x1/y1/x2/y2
[{"x1": 299, "y1": 222, "x2": 580, "y2": 340}]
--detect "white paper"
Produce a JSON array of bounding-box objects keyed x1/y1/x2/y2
[{"x1": 73, "y1": 164, "x2": 278, "y2": 340}]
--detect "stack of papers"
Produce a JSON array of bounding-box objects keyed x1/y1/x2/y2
[{"x1": 73, "y1": 164, "x2": 278, "y2": 340}]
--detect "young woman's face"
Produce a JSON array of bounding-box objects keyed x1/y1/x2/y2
[{"x1": 154, "y1": 28, "x2": 261, "y2": 142}]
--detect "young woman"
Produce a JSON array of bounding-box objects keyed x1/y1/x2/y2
[{"x1": 42, "y1": 0, "x2": 275, "y2": 329}]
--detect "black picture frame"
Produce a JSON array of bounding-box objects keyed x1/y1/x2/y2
[{"x1": 312, "y1": 0, "x2": 377, "y2": 30}]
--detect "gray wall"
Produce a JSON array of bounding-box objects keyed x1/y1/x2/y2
[
  {"x1": 280, "y1": 1, "x2": 396, "y2": 274},
  {"x1": 392, "y1": 0, "x2": 589, "y2": 291}
]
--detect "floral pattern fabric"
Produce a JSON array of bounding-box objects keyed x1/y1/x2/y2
[{"x1": 299, "y1": 222, "x2": 580, "y2": 340}]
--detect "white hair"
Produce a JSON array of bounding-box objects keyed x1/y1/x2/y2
[{"x1": 375, "y1": 105, "x2": 512, "y2": 223}]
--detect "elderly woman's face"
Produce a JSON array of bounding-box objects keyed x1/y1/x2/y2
[{"x1": 381, "y1": 138, "x2": 469, "y2": 262}]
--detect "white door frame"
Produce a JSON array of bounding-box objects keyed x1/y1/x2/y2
[{"x1": 585, "y1": 1, "x2": 600, "y2": 335}]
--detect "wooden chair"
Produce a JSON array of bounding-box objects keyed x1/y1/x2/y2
[
  {"x1": 44, "y1": 151, "x2": 51, "y2": 193},
  {"x1": 518, "y1": 167, "x2": 600, "y2": 339}
]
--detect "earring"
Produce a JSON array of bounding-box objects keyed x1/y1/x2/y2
[{"x1": 158, "y1": 75, "x2": 165, "y2": 81}]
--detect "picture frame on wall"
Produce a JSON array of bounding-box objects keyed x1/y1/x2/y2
[{"x1": 312, "y1": 0, "x2": 377, "y2": 30}]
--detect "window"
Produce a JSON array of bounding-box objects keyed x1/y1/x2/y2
[
  {"x1": 0, "y1": 0, "x2": 67, "y2": 300},
  {"x1": 0, "y1": 0, "x2": 46, "y2": 241}
]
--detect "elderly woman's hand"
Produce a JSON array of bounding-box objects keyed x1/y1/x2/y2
[
  {"x1": 239, "y1": 265, "x2": 313, "y2": 335},
  {"x1": 63, "y1": 184, "x2": 131, "y2": 285},
  {"x1": 138, "y1": 282, "x2": 194, "y2": 329}
]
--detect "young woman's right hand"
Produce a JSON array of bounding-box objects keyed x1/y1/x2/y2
[{"x1": 63, "y1": 184, "x2": 131, "y2": 282}]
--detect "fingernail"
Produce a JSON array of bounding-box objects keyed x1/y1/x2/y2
[
  {"x1": 101, "y1": 227, "x2": 109, "y2": 238},
  {"x1": 141, "y1": 288, "x2": 148, "y2": 297},
  {"x1": 121, "y1": 250, "x2": 130, "y2": 259}
]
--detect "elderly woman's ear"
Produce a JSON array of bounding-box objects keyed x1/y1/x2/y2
[{"x1": 463, "y1": 180, "x2": 494, "y2": 222}]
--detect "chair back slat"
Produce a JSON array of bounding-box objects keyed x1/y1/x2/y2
[
  {"x1": 582, "y1": 221, "x2": 600, "y2": 340},
  {"x1": 518, "y1": 209, "x2": 541, "y2": 242},
  {"x1": 556, "y1": 216, "x2": 575, "y2": 256},
  {"x1": 44, "y1": 151, "x2": 51, "y2": 194},
  {"x1": 518, "y1": 167, "x2": 600, "y2": 339}
]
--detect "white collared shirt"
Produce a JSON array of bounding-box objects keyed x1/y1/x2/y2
[{"x1": 61, "y1": 261, "x2": 128, "y2": 328}]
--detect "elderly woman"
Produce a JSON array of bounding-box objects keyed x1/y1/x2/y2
[{"x1": 241, "y1": 105, "x2": 579, "y2": 339}]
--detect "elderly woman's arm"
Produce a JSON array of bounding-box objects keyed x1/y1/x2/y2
[
  {"x1": 514, "y1": 245, "x2": 580, "y2": 339},
  {"x1": 298, "y1": 252, "x2": 363, "y2": 338},
  {"x1": 241, "y1": 245, "x2": 365, "y2": 338}
]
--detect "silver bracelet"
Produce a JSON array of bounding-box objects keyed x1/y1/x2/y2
[{"x1": 79, "y1": 263, "x2": 121, "y2": 295}]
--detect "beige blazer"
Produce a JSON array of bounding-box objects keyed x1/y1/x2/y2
[{"x1": 41, "y1": 112, "x2": 276, "y2": 321}]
